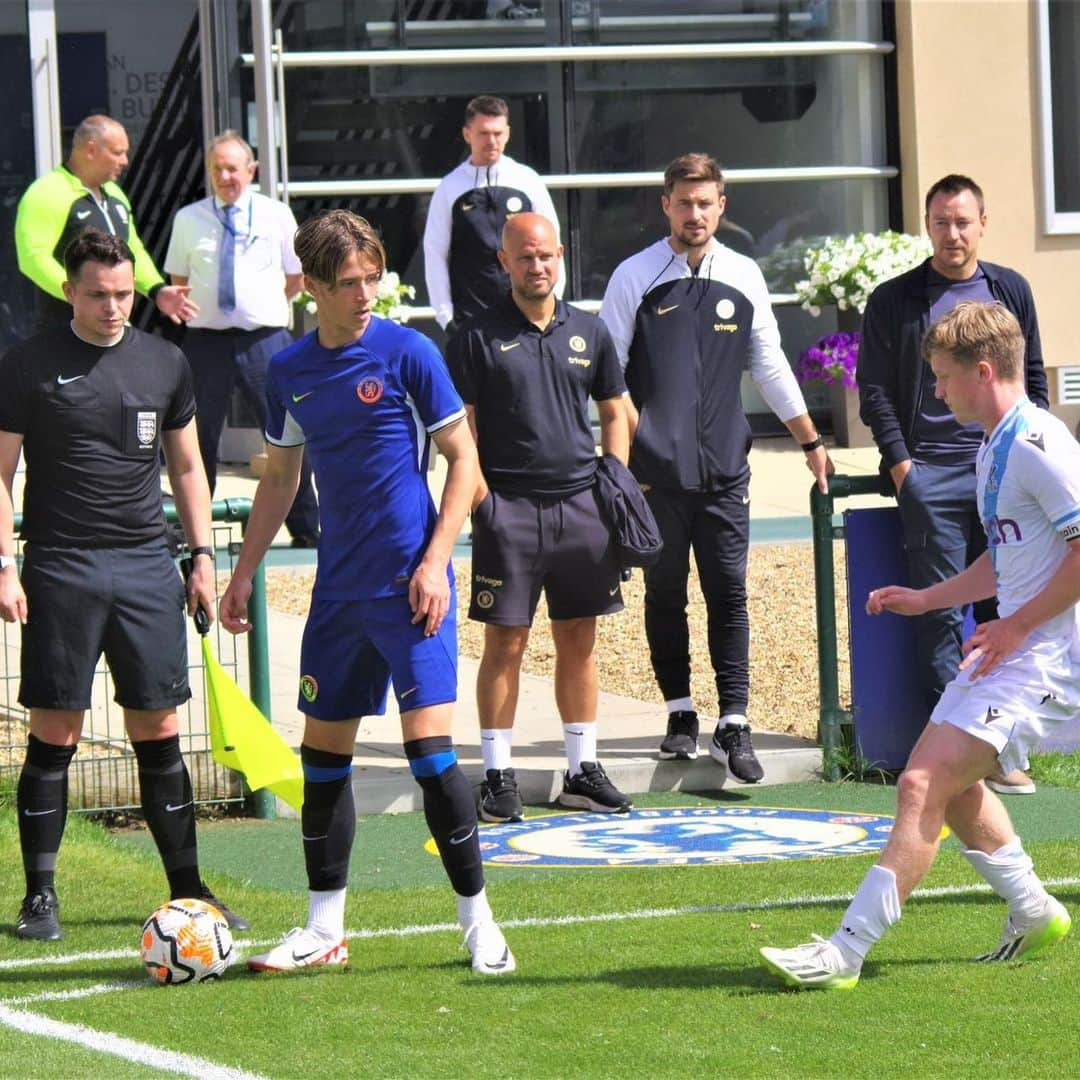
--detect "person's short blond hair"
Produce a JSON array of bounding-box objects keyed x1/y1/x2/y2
[
  {"x1": 294, "y1": 210, "x2": 386, "y2": 286},
  {"x1": 921, "y1": 301, "x2": 1023, "y2": 381}
]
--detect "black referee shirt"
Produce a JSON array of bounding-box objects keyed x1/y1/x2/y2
[
  {"x1": 448, "y1": 296, "x2": 625, "y2": 497},
  {"x1": 0, "y1": 326, "x2": 196, "y2": 547}
]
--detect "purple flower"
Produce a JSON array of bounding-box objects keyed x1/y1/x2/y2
[{"x1": 795, "y1": 331, "x2": 860, "y2": 391}]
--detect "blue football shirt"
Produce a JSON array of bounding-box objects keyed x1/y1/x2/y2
[{"x1": 264, "y1": 317, "x2": 466, "y2": 600}]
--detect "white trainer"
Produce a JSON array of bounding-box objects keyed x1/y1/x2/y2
[
  {"x1": 760, "y1": 934, "x2": 861, "y2": 990},
  {"x1": 976, "y1": 896, "x2": 1071, "y2": 962},
  {"x1": 247, "y1": 926, "x2": 349, "y2": 973},
  {"x1": 464, "y1": 920, "x2": 516, "y2": 976}
]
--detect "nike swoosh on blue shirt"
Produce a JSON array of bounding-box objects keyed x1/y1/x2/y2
[{"x1": 292, "y1": 390, "x2": 315, "y2": 402}]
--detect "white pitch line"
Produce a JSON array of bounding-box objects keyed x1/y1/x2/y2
[
  {"x1": 2, "y1": 980, "x2": 141, "y2": 1007},
  {"x1": 0, "y1": 1003, "x2": 267, "y2": 1080},
  {"x1": 3, "y1": 875, "x2": 1078, "y2": 976}
]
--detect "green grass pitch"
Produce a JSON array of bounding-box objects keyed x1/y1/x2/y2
[{"x1": 0, "y1": 783, "x2": 1078, "y2": 1079}]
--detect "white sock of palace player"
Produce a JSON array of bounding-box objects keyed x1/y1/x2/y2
[
  {"x1": 306, "y1": 888, "x2": 347, "y2": 943},
  {"x1": 962, "y1": 837, "x2": 1050, "y2": 922},
  {"x1": 830, "y1": 864, "x2": 902, "y2": 962},
  {"x1": 480, "y1": 728, "x2": 513, "y2": 772},
  {"x1": 666, "y1": 697, "x2": 694, "y2": 715},
  {"x1": 563, "y1": 722, "x2": 598, "y2": 778}
]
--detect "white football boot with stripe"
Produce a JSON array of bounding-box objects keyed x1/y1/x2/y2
[
  {"x1": 976, "y1": 896, "x2": 1071, "y2": 963},
  {"x1": 760, "y1": 934, "x2": 861, "y2": 990},
  {"x1": 464, "y1": 920, "x2": 516, "y2": 976},
  {"x1": 247, "y1": 926, "x2": 349, "y2": 973}
]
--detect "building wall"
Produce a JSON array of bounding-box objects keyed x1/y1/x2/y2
[{"x1": 895, "y1": 0, "x2": 1080, "y2": 431}]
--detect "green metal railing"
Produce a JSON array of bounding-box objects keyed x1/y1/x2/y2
[
  {"x1": 811, "y1": 473, "x2": 895, "y2": 780},
  {"x1": 1, "y1": 498, "x2": 275, "y2": 817}
]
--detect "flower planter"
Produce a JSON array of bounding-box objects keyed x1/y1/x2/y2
[{"x1": 828, "y1": 380, "x2": 874, "y2": 448}]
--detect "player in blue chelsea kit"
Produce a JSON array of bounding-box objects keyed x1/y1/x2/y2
[{"x1": 221, "y1": 210, "x2": 514, "y2": 975}]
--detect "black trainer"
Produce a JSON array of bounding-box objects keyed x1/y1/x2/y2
[
  {"x1": 479, "y1": 768, "x2": 524, "y2": 823},
  {"x1": 659, "y1": 710, "x2": 699, "y2": 760},
  {"x1": 198, "y1": 882, "x2": 250, "y2": 932},
  {"x1": 558, "y1": 761, "x2": 633, "y2": 813},
  {"x1": 710, "y1": 722, "x2": 764, "y2": 783},
  {"x1": 16, "y1": 887, "x2": 62, "y2": 941}
]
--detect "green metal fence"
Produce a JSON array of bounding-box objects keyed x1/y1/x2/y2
[
  {"x1": 0, "y1": 498, "x2": 274, "y2": 816},
  {"x1": 811, "y1": 473, "x2": 894, "y2": 780}
]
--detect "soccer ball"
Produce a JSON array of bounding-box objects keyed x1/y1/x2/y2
[{"x1": 140, "y1": 898, "x2": 234, "y2": 985}]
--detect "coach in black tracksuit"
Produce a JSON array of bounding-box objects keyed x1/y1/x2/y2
[
  {"x1": 447, "y1": 212, "x2": 631, "y2": 823},
  {"x1": 600, "y1": 153, "x2": 832, "y2": 782}
]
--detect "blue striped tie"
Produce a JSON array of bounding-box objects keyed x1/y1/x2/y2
[{"x1": 218, "y1": 204, "x2": 237, "y2": 313}]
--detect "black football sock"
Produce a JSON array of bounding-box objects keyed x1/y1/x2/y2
[
  {"x1": 406, "y1": 736, "x2": 485, "y2": 898},
  {"x1": 17, "y1": 735, "x2": 77, "y2": 895},
  {"x1": 300, "y1": 745, "x2": 356, "y2": 890},
  {"x1": 132, "y1": 735, "x2": 201, "y2": 899}
]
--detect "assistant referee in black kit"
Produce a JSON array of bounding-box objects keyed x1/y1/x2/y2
[{"x1": 0, "y1": 231, "x2": 245, "y2": 941}]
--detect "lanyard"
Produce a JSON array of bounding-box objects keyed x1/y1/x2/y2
[{"x1": 215, "y1": 198, "x2": 254, "y2": 242}]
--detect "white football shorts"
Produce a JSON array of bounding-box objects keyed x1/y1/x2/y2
[{"x1": 931, "y1": 636, "x2": 1080, "y2": 775}]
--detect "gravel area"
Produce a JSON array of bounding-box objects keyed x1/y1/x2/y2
[{"x1": 262, "y1": 542, "x2": 850, "y2": 741}]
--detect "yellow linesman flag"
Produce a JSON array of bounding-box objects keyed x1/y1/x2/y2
[{"x1": 201, "y1": 637, "x2": 304, "y2": 811}]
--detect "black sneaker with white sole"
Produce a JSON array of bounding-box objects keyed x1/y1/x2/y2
[
  {"x1": 709, "y1": 722, "x2": 764, "y2": 783},
  {"x1": 16, "y1": 886, "x2": 62, "y2": 941},
  {"x1": 658, "y1": 710, "x2": 699, "y2": 760},
  {"x1": 558, "y1": 761, "x2": 633, "y2": 813},
  {"x1": 479, "y1": 768, "x2": 524, "y2": 823}
]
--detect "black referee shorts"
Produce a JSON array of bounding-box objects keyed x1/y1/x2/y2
[
  {"x1": 469, "y1": 486, "x2": 623, "y2": 626},
  {"x1": 18, "y1": 544, "x2": 191, "y2": 712}
]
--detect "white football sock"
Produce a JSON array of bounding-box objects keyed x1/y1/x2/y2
[
  {"x1": 666, "y1": 697, "x2": 694, "y2": 715},
  {"x1": 831, "y1": 864, "x2": 902, "y2": 961},
  {"x1": 563, "y1": 722, "x2": 597, "y2": 777},
  {"x1": 962, "y1": 837, "x2": 1049, "y2": 921},
  {"x1": 480, "y1": 728, "x2": 513, "y2": 771},
  {"x1": 722, "y1": 712, "x2": 749, "y2": 729},
  {"x1": 306, "y1": 888, "x2": 347, "y2": 941},
  {"x1": 457, "y1": 886, "x2": 493, "y2": 930}
]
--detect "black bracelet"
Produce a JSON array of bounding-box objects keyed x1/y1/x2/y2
[
  {"x1": 190, "y1": 545, "x2": 215, "y2": 560},
  {"x1": 801, "y1": 436, "x2": 824, "y2": 452}
]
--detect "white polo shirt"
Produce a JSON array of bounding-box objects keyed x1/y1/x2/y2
[{"x1": 164, "y1": 190, "x2": 301, "y2": 330}]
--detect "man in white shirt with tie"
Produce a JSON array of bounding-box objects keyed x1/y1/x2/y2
[{"x1": 165, "y1": 131, "x2": 319, "y2": 546}]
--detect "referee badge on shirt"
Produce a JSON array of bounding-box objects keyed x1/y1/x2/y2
[
  {"x1": 137, "y1": 412, "x2": 157, "y2": 447},
  {"x1": 121, "y1": 399, "x2": 162, "y2": 455}
]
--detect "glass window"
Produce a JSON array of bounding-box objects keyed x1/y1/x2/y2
[{"x1": 1037, "y1": 0, "x2": 1080, "y2": 232}]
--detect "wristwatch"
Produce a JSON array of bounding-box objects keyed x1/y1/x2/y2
[
  {"x1": 800, "y1": 436, "x2": 824, "y2": 452},
  {"x1": 0, "y1": 555, "x2": 17, "y2": 571},
  {"x1": 190, "y1": 546, "x2": 215, "y2": 560}
]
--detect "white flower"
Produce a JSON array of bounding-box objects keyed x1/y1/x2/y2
[{"x1": 795, "y1": 232, "x2": 931, "y2": 315}]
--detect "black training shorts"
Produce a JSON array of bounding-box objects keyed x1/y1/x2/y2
[
  {"x1": 469, "y1": 486, "x2": 623, "y2": 626},
  {"x1": 18, "y1": 544, "x2": 191, "y2": 711}
]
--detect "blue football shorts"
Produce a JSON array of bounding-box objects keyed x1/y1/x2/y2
[{"x1": 296, "y1": 588, "x2": 458, "y2": 720}]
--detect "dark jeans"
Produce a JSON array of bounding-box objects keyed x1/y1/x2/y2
[
  {"x1": 184, "y1": 326, "x2": 319, "y2": 539},
  {"x1": 896, "y1": 459, "x2": 995, "y2": 710},
  {"x1": 643, "y1": 482, "x2": 750, "y2": 714}
]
